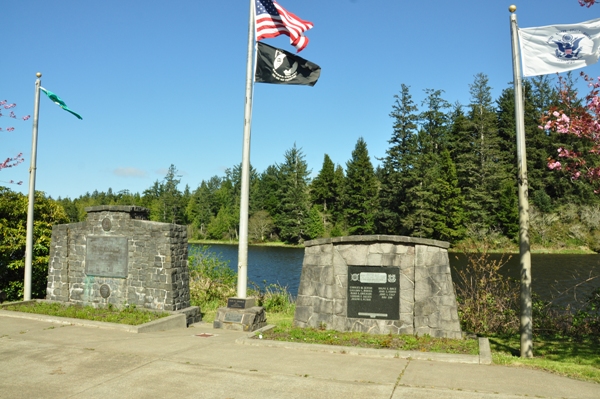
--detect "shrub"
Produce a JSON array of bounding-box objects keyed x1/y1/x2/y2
[
  {"x1": 453, "y1": 235, "x2": 520, "y2": 335},
  {"x1": 188, "y1": 246, "x2": 236, "y2": 311}
]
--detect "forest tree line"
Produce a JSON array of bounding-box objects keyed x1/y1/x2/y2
[{"x1": 56, "y1": 73, "x2": 600, "y2": 250}]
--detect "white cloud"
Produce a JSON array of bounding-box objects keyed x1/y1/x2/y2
[{"x1": 113, "y1": 167, "x2": 147, "y2": 178}]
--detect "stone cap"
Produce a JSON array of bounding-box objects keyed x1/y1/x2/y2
[
  {"x1": 304, "y1": 235, "x2": 450, "y2": 249},
  {"x1": 84, "y1": 205, "x2": 150, "y2": 220}
]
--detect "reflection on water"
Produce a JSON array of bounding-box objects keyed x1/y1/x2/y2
[{"x1": 196, "y1": 244, "x2": 600, "y2": 305}]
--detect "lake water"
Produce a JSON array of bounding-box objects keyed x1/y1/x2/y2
[{"x1": 196, "y1": 244, "x2": 600, "y2": 306}]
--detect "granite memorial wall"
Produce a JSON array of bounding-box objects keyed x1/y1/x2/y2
[
  {"x1": 293, "y1": 235, "x2": 462, "y2": 339},
  {"x1": 46, "y1": 205, "x2": 200, "y2": 325}
]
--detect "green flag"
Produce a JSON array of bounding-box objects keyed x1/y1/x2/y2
[{"x1": 40, "y1": 87, "x2": 82, "y2": 120}]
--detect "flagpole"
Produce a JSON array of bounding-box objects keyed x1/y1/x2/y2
[
  {"x1": 24, "y1": 72, "x2": 42, "y2": 301},
  {"x1": 237, "y1": 0, "x2": 256, "y2": 299},
  {"x1": 509, "y1": 5, "x2": 533, "y2": 358}
]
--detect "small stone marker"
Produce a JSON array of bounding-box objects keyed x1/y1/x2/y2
[
  {"x1": 213, "y1": 297, "x2": 266, "y2": 332},
  {"x1": 227, "y1": 297, "x2": 255, "y2": 309}
]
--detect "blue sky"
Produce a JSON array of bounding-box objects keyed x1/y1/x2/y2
[{"x1": 1, "y1": 1, "x2": 599, "y2": 199}]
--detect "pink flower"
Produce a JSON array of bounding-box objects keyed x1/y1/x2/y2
[
  {"x1": 22, "y1": 115, "x2": 30, "y2": 121},
  {"x1": 548, "y1": 161, "x2": 562, "y2": 170}
]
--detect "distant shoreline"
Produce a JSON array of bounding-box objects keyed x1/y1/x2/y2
[{"x1": 188, "y1": 239, "x2": 597, "y2": 254}]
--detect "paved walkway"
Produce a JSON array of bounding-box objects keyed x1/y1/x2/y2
[{"x1": 0, "y1": 315, "x2": 598, "y2": 399}]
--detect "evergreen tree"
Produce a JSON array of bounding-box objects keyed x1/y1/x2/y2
[
  {"x1": 306, "y1": 205, "x2": 325, "y2": 239},
  {"x1": 310, "y1": 154, "x2": 344, "y2": 233},
  {"x1": 402, "y1": 89, "x2": 451, "y2": 239},
  {"x1": 453, "y1": 73, "x2": 508, "y2": 228},
  {"x1": 275, "y1": 144, "x2": 311, "y2": 243},
  {"x1": 345, "y1": 137, "x2": 378, "y2": 235},
  {"x1": 430, "y1": 149, "x2": 465, "y2": 241},
  {"x1": 377, "y1": 84, "x2": 420, "y2": 235}
]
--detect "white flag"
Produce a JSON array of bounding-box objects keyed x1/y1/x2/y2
[{"x1": 518, "y1": 18, "x2": 600, "y2": 77}]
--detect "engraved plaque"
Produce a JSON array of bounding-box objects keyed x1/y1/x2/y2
[
  {"x1": 227, "y1": 297, "x2": 255, "y2": 309},
  {"x1": 347, "y1": 266, "x2": 399, "y2": 320},
  {"x1": 99, "y1": 284, "x2": 111, "y2": 298},
  {"x1": 101, "y1": 218, "x2": 112, "y2": 231},
  {"x1": 224, "y1": 312, "x2": 244, "y2": 323},
  {"x1": 85, "y1": 236, "x2": 128, "y2": 278}
]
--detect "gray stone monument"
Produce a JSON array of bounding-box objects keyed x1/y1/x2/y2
[
  {"x1": 46, "y1": 205, "x2": 200, "y2": 325},
  {"x1": 293, "y1": 235, "x2": 462, "y2": 339}
]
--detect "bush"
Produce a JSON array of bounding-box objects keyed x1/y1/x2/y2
[
  {"x1": 0, "y1": 188, "x2": 69, "y2": 301},
  {"x1": 188, "y1": 246, "x2": 237, "y2": 311},
  {"x1": 453, "y1": 235, "x2": 520, "y2": 335}
]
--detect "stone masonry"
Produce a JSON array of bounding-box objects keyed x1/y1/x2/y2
[
  {"x1": 46, "y1": 205, "x2": 200, "y2": 324},
  {"x1": 293, "y1": 235, "x2": 462, "y2": 339}
]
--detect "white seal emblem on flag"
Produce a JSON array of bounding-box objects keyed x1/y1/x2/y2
[
  {"x1": 553, "y1": 33, "x2": 586, "y2": 60},
  {"x1": 271, "y1": 50, "x2": 299, "y2": 82},
  {"x1": 545, "y1": 30, "x2": 594, "y2": 62}
]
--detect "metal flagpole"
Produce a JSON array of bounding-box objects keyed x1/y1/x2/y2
[
  {"x1": 24, "y1": 72, "x2": 42, "y2": 300},
  {"x1": 509, "y1": 5, "x2": 533, "y2": 358},
  {"x1": 237, "y1": 0, "x2": 256, "y2": 299}
]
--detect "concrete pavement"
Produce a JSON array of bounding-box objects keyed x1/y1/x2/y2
[{"x1": 0, "y1": 315, "x2": 598, "y2": 399}]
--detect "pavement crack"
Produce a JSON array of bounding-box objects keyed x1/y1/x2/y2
[
  {"x1": 390, "y1": 358, "x2": 410, "y2": 399},
  {"x1": 65, "y1": 358, "x2": 160, "y2": 398}
]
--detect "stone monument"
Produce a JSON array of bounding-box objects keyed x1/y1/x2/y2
[
  {"x1": 46, "y1": 205, "x2": 200, "y2": 325},
  {"x1": 293, "y1": 235, "x2": 462, "y2": 339}
]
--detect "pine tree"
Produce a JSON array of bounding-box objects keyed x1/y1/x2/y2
[
  {"x1": 345, "y1": 137, "x2": 378, "y2": 235},
  {"x1": 275, "y1": 144, "x2": 311, "y2": 244},
  {"x1": 310, "y1": 154, "x2": 344, "y2": 233},
  {"x1": 377, "y1": 84, "x2": 419, "y2": 235}
]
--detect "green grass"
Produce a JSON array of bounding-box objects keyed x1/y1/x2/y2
[
  {"x1": 1, "y1": 301, "x2": 171, "y2": 326},
  {"x1": 489, "y1": 335, "x2": 600, "y2": 383},
  {"x1": 261, "y1": 324, "x2": 479, "y2": 354}
]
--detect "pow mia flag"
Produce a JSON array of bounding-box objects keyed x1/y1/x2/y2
[{"x1": 255, "y1": 42, "x2": 321, "y2": 86}]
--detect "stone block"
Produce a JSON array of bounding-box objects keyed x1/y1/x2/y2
[{"x1": 294, "y1": 306, "x2": 313, "y2": 323}]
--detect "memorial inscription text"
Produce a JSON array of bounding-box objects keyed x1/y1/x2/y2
[
  {"x1": 347, "y1": 266, "x2": 399, "y2": 320},
  {"x1": 85, "y1": 236, "x2": 128, "y2": 278}
]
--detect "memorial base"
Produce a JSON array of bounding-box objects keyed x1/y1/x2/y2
[{"x1": 213, "y1": 306, "x2": 267, "y2": 332}]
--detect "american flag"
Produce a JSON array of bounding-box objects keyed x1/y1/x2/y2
[{"x1": 255, "y1": 0, "x2": 313, "y2": 52}]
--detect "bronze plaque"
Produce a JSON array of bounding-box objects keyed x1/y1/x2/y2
[
  {"x1": 347, "y1": 266, "x2": 399, "y2": 320},
  {"x1": 224, "y1": 312, "x2": 244, "y2": 323},
  {"x1": 99, "y1": 284, "x2": 111, "y2": 298},
  {"x1": 85, "y1": 236, "x2": 128, "y2": 278}
]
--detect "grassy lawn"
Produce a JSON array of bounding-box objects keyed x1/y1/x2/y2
[
  {"x1": 489, "y1": 335, "x2": 600, "y2": 384},
  {"x1": 1, "y1": 301, "x2": 170, "y2": 326}
]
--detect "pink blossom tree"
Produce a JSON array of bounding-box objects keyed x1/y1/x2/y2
[
  {"x1": 542, "y1": 0, "x2": 600, "y2": 191},
  {"x1": 1, "y1": 100, "x2": 30, "y2": 184}
]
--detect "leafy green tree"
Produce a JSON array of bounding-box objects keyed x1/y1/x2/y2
[
  {"x1": 275, "y1": 144, "x2": 311, "y2": 243},
  {"x1": 0, "y1": 188, "x2": 69, "y2": 301},
  {"x1": 345, "y1": 137, "x2": 378, "y2": 235},
  {"x1": 207, "y1": 205, "x2": 237, "y2": 240}
]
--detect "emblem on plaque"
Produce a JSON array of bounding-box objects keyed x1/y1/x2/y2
[
  {"x1": 101, "y1": 218, "x2": 112, "y2": 232},
  {"x1": 99, "y1": 284, "x2": 111, "y2": 298},
  {"x1": 388, "y1": 274, "x2": 396, "y2": 283},
  {"x1": 351, "y1": 273, "x2": 359, "y2": 281}
]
